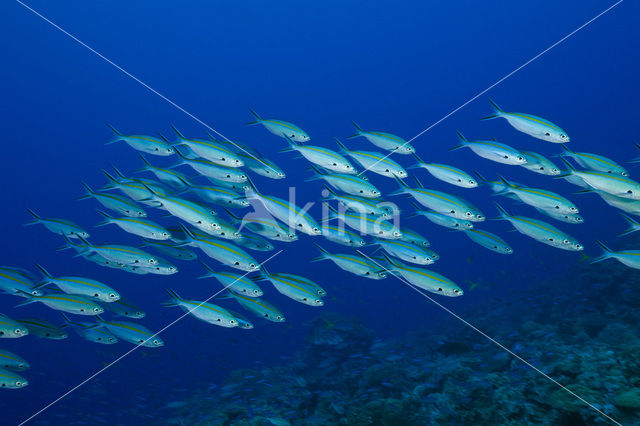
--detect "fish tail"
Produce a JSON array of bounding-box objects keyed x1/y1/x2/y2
[
  {"x1": 406, "y1": 152, "x2": 425, "y2": 170},
  {"x1": 111, "y1": 165, "x2": 127, "y2": 180},
  {"x1": 170, "y1": 124, "x2": 185, "y2": 140},
  {"x1": 23, "y1": 208, "x2": 41, "y2": 226},
  {"x1": 304, "y1": 164, "x2": 324, "y2": 182},
  {"x1": 334, "y1": 137, "x2": 349, "y2": 155},
  {"x1": 492, "y1": 203, "x2": 511, "y2": 220},
  {"x1": 247, "y1": 108, "x2": 262, "y2": 126},
  {"x1": 346, "y1": 120, "x2": 363, "y2": 139},
  {"x1": 101, "y1": 170, "x2": 119, "y2": 185},
  {"x1": 60, "y1": 313, "x2": 74, "y2": 327},
  {"x1": 617, "y1": 213, "x2": 640, "y2": 237},
  {"x1": 35, "y1": 263, "x2": 53, "y2": 280},
  {"x1": 163, "y1": 288, "x2": 182, "y2": 305},
  {"x1": 197, "y1": 261, "x2": 217, "y2": 279},
  {"x1": 95, "y1": 209, "x2": 114, "y2": 227},
  {"x1": 78, "y1": 181, "x2": 95, "y2": 200},
  {"x1": 133, "y1": 153, "x2": 152, "y2": 174},
  {"x1": 105, "y1": 124, "x2": 122, "y2": 144},
  {"x1": 480, "y1": 98, "x2": 504, "y2": 120},
  {"x1": 591, "y1": 240, "x2": 613, "y2": 263},
  {"x1": 450, "y1": 131, "x2": 469, "y2": 151},
  {"x1": 278, "y1": 136, "x2": 298, "y2": 153},
  {"x1": 311, "y1": 244, "x2": 330, "y2": 262}
]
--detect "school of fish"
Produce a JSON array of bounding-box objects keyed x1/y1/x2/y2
[{"x1": 2, "y1": 100, "x2": 637, "y2": 389}]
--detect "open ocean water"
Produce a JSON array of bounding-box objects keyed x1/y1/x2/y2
[{"x1": 2, "y1": 1, "x2": 640, "y2": 425}]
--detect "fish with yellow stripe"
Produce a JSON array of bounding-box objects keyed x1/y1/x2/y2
[
  {"x1": 106, "y1": 125, "x2": 175, "y2": 155},
  {"x1": 281, "y1": 136, "x2": 355, "y2": 174},
  {"x1": 96, "y1": 210, "x2": 171, "y2": 240},
  {"x1": 0, "y1": 368, "x2": 28, "y2": 389},
  {"x1": 463, "y1": 228, "x2": 513, "y2": 254},
  {"x1": 16, "y1": 317, "x2": 68, "y2": 340},
  {"x1": 34, "y1": 264, "x2": 120, "y2": 303},
  {"x1": 451, "y1": 132, "x2": 526, "y2": 165},
  {"x1": 559, "y1": 145, "x2": 628, "y2": 176},
  {"x1": 253, "y1": 268, "x2": 323, "y2": 307},
  {"x1": 312, "y1": 244, "x2": 387, "y2": 279},
  {"x1": 335, "y1": 139, "x2": 407, "y2": 178},
  {"x1": 248, "y1": 108, "x2": 310, "y2": 142},
  {"x1": 481, "y1": 99, "x2": 569, "y2": 143},
  {"x1": 592, "y1": 241, "x2": 640, "y2": 269},
  {"x1": 0, "y1": 349, "x2": 29, "y2": 371},
  {"x1": 61, "y1": 314, "x2": 118, "y2": 345},
  {"x1": 24, "y1": 208, "x2": 90, "y2": 239},
  {"x1": 380, "y1": 254, "x2": 463, "y2": 297},
  {"x1": 409, "y1": 153, "x2": 476, "y2": 188},
  {"x1": 96, "y1": 316, "x2": 164, "y2": 347},
  {"x1": 64, "y1": 236, "x2": 159, "y2": 267},
  {"x1": 494, "y1": 203, "x2": 582, "y2": 251},
  {"x1": 221, "y1": 290, "x2": 285, "y2": 322},
  {"x1": 171, "y1": 125, "x2": 244, "y2": 167},
  {"x1": 347, "y1": 121, "x2": 415, "y2": 155},
  {"x1": 15, "y1": 291, "x2": 104, "y2": 316},
  {"x1": 0, "y1": 313, "x2": 29, "y2": 338},
  {"x1": 306, "y1": 165, "x2": 380, "y2": 198},
  {"x1": 163, "y1": 289, "x2": 238, "y2": 328}
]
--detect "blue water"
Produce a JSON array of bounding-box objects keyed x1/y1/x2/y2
[{"x1": 2, "y1": 1, "x2": 639, "y2": 424}]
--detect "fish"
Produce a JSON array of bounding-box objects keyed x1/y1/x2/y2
[
  {"x1": 0, "y1": 313, "x2": 29, "y2": 338},
  {"x1": 0, "y1": 368, "x2": 28, "y2": 389},
  {"x1": 16, "y1": 317, "x2": 68, "y2": 339},
  {"x1": 102, "y1": 298, "x2": 146, "y2": 319},
  {"x1": 221, "y1": 139, "x2": 286, "y2": 179},
  {"x1": 141, "y1": 239, "x2": 198, "y2": 261},
  {"x1": 61, "y1": 314, "x2": 118, "y2": 345},
  {"x1": 141, "y1": 185, "x2": 222, "y2": 235},
  {"x1": 134, "y1": 153, "x2": 192, "y2": 188},
  {"x1": 228, "y1": 310, "x2": 254, "y2": 329},
  {"x1": 372, "y1": 238, "x2": 439, "y2": 265},
  {"x1": 79, "y1": 181, "x2": 147, "y2": 217},
  {"x1": 381, "y1": 254, "x2": 463, "y2": 297},
  {"x1": 520, "y1": 150, "x2": 561, "y2": 176},
  {"x1": 95, "y1": 210, "x2": 171, "y2": 240},
  {"x1": 128, "y1": 258, "x2": 179, "y2": 275},
  {"x1": 463, "y1": 229, "x2": 513, "y2": 254},
  {"x1": 324, "y1": 203, "x2": 402, "y2": 239},
  {"x1": 0, "y1": 349, "x2": 29, "y2": 371},
  {"x1": 96, "y1": 317, "x2": 164, "y2": 347},
  {"x1": 275, "y1": 273, "x2": 326, "y2": 296},
  {"x1": 16, "y1": 292, "x2": 105, "y2": 316},
  {"x1": 306, "y1": 165, "x2": 381, "y2": 198},
  {"x1": 335, "y1": 139, "x2": 407, "y2": 178},
  {"x1": 347, "y1": 121, "x2": 414, "y2": 154},
  {"x1": 100, "y1": 169, "x2": 162, "y2": 204},
  {"x1": 390, "y1": 177, "x2": 485, "y2": 221},
  {"x1": 180, "y1": 181, "x2": 249, "y2": 209},
  {"x1": 225, "y1": 209, "x2": 297, "y2": 242},
  {"x1": 172, "y1": 148, "x2": 247, "y2": 183},
  {"x1": 398, "y1": 228, "x2": 431, "y2": 247},
  {"x1": 321, "y1": 224, "x2": 366, "y2": 247},
  {"x1": 494, "y1": 203, "x2": 583, "y2": 251},
  {"x1": 163, "y1": 289, "x2": 238, "y2": 328},
  {"x1": 451, "y1": 132, "x2": 526, "y2": 165},
  {"x1": 312, "y1": 245, "x2": 386, "y2": 279},
  {"x1": 198, "y1": 262, "x2": 263, "y2": 297},
  {"x1": 171, "y1": 126, "x2": 244, "y2": 167},
  {"x1": 180, "y1": 226, "x2": 260, "y2": 272},
  {"x1": 245, "y1": 180, "x2": 322, "y2": 236},
  {"x1": 559, "y1": 145, "x2": 628, "y2": 176},
  {"x1": 254, "y1": 268, "x2": 324, "y2": 307},
  {"x1": 106, "y1": 125, "x2": 175, "y2": 155},
  {"x1": 558, "y1": 158, "x2": 640, "y2": 200},
  {"x1": 534, "y1": 207, "x2": 584, "y2": 224},
  {"x1": 35, "y1": 264, "x2": 120, "y2": 303},
  {"x1": 413, "y1": 208, "x2": 473, "y2": 230},
  {"x1": 481, "y1": 99, "x2": 569, "y2": 143},
  {"x1": 67, "y1": 236, "x2": 159, "y2": 266},
  {"x1": 236, "y1": 233, "x2": 275, "y2": 252},
  {"x1": 618, "y1": 213, "x2": 640, "y2": 237},
  {"x1": 24, "y1": 209, "x2": 90, "y2": 239},
  {"x1": 590, "y1": 190, "x2": 640, "y2": 215},
  {"x1": 409, "y1": 153, "x2": 476, "y2": 188},
  {"x1": 281, "y1": 137, "x2": 355, "y2": 174},
  {"x1": 247, "y1": 108, "x2": 310, "y2": 142},
  {"x1": 222, "y1": 291, "x2": 285, "y2": 322},
  {"x1": 493, "y1": 176, "x2": 579, "y2": 214},
  {"x1": 592, "y1": 241, "x2": 640, "y2": 269},
  {"x1": 322, "y1": 186, "x2": 392, "y2": 218},
  {"x1": 0, "y1": 268, "x2": 43, "y2": 296}
]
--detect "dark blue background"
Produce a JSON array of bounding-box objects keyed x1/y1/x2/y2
[{"x1": 1, "y1": 0, "x2": 638, "y2": 423}]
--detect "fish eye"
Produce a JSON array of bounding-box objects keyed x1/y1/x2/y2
[
  {"x1": 623, "y1": 172, "x2": 629, "y2": 176},
  {"x1": 555, "y1": 206, "x2": 560, "y2": 209},
  {"x1": 506, "y1": 248, "x2": 512, "y2": 253},
  {"x1": 518, "y1": 157, "x2": 524, "y2": 161},
  {"x1": 249, "y1": 263, "x2": 256, "y2": 268},
  {"x1": 437, "y1": 288, "x2": 443, "y2": 292},
  {"x1": 552, "y1": 169, "x2": 559, "y2": 173},
  {"x1": 313, "y1": 227, "x2": 319, "y2": 232},
  {"x1": 234, "y1": 261, "x2": 240, "y2": 265},
  {"x1": 93, "y1": 307, "x2": 101, "y2": 312},
  {"x1": 16, "y1": 381, "x2": 22, "y2": 386},
  {"x1": 576, "y1": 244, "x2": 583, "y2": 249},
  {"x1": 545, "y1": 132, "x2": 551, "y2": 136},
  {"x1": 240, "y1": 175, "x2": 246, "y2": 179},
  {"x1": 359, "y1": 190, "x2": 364, "y2": 193},
  {"x1": 277, "y1": 315, "x2": 282, "y2": 320},
  {"x1": 563, "y1": 239, "x2": 570, "y2": 244},
  {"x1": 465, "y1": 212, "x2": 472, "y2": 216},
  {"x1": 254, "y1": 289, "x2": 260, "y2": 294},
  {"x1": 14, "y1": 329, "x2": 22, "y2": 334},
  {"x1": 628, "y1": 190, "x2": 634, "y2": 194},
  {"x1": 153, "y1": 339, "x2": 159, "y2": 344}
]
